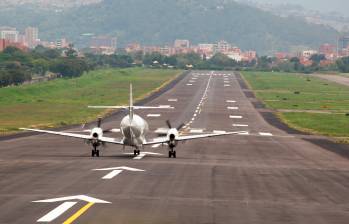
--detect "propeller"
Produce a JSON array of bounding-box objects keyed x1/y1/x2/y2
[{"x1": 157, "y1": 120, "x2": 186, "y2": 137}]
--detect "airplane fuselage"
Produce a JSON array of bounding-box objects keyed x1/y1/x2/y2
[{"x1": 120, "y1": 114, "x2": 149, "y2": 148}]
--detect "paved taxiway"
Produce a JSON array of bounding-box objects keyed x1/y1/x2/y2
[{"x1": 0, "y1": 71, "x2": 349, "y2": 223}]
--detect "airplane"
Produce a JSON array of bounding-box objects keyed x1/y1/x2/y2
[{"x1": 21, "y1": 84, "x2": 247, "y2": 158}]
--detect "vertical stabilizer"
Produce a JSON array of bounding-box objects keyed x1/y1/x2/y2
[{"x1": 129, "y1": 83, "x2": 134, "y2": 121}]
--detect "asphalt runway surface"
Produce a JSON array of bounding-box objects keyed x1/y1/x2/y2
[{"x1": 0, "y1": 71, "x2": 349, "y2": 224}]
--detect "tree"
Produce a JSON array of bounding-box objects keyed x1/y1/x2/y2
[{"x1": 336, "y1": 57, "x2": 349, "y2": 73}]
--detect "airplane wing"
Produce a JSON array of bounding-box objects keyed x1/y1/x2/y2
[
  {"x1": 143, "y1": 131, "x2": 246, "y2": 145},
  {"x1": 20, "y1": 128, "x2": 124, "y2": 145}
]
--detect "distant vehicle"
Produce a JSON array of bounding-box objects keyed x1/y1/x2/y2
[{"x1": 22, "y1": 84, "x2": 244, "y2": 158}]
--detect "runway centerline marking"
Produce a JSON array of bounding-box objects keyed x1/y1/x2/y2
[
  {"x1": 228, "y1": 107, "x2": 239, "y2": 110},
  {"x1": 233, "y1": 124, "x2": 249, "y2": 127},
  {"x1": 187, "y1": 83, "x2": 193, "y2": 86},
  {"x1": 226, "y1": 100, "x2": 236, "y2": 103},
  {"x1": 147, "y1": 114, "x2": 161, "y2": 117},
  {"x1": 168, "y1": 99, "x2": 178, "y2": 102},
  {"x1": 224, "y1": 84, "x2": 231, "y2": 87},
  {"x1": 230, "y1": 115, "x2": 243, "y2": 119}
]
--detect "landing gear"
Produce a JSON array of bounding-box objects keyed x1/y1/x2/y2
[
  {"x1": 134, "y1": 149, "x2": 140, "y2": 156},
  {"x1": 168, "y1": 149, "x2": 176, "y2": 158},
  {"x1": 91, "y1": 146, "x2": 100, "y2": 157}
]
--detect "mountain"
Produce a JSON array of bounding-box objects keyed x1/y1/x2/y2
[
  {"x1": 246, "y1": 0, "x2": 349, "y2": 16},
  {"x1": 0, "y1": 0, "x2": 339, "y2": 54}
]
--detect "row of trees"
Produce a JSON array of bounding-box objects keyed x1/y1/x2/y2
[{"x1": 0, "y1": 46, "x2": 90, "y2": 87}]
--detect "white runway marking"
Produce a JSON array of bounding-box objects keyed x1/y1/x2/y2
[
  {"x1": 259, "y1": 132, "x2": 273, "y2": 136},
  {"x1": 224, "y1": 81, "x2": 230, "y2": 83},
  {"x1": 37, "y1": 201, "x2": 77, "y2": 222},
  {"x1": 147, "y1": 114, "x2": 161, "y2": 117},
  {"x1": 233, "y1": 124, "x2": 249, "y2": 127},
  {"x1": 102, "y1": 170, "x2": 123, "y2": 179},
  {"x1": 189, "y1": 80, "x2": 196, "y2": 83},
  {"x1": 190, "y1": 129, "x2": 204, "y2": 133},
  {"x1": 152, "y1": 144, "x2": 161, "y2": 148},
  {"x1": 228, "y1": 107, "x2": 239, "y2": 110},
  {"x1": 226, "y1": 100, "x2": 236, "y2": 103},
  {"x1": 238, "y1": 131, "x2": 250, "y2": 135},
  {"x1": 230, "y1": 115, "x2": 243, "y2": 119},
  {"x1": 224, "y1": 84, "x2": 231, "y2": 87},
  {"x1": 187, "y1": 83, "x2": 193, "y2": 86},
  {"x1": 168, "y1": 99, "x2": 178, "y2": 102},
  {"x1": 213, "y1": 130, "x2": 227, "y2": 134}
]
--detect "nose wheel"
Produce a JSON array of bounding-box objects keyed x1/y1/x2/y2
[
  {"x1": 91, "y1": 146, "x2": 100, "y2": 157},
  {"x1": 134, "y1": 149, "x2": 140, "y2": 156},
  {"x1": 168, "y1": 149, "x2": 176, "y2": 158}
]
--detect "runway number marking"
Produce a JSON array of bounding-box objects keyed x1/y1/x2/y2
[
  {"x1": 93, "y1": 166, "x2": 145, "y2": 179},
  {"x1": 33, "y1": 195, "x2": 110, "y2": 223}
]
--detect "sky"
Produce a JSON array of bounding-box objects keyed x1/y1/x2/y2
[{"x1": 247, "y1": 0, "x2": 349, "y2": 15}]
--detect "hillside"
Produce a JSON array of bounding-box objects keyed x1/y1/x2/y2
[{"x1": 0, "y1": 0, "x2": 338, "y2": 54}]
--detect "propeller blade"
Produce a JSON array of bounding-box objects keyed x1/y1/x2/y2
[
  {"x1": 177, "y1": 123, "x2": 186, "y2": 131},
  {"x1": 166, "y1": 120, "x2": 172, "y2": 129},
  {"x1": 97, "y1": 117, "x2": 102, "y2": 128}
]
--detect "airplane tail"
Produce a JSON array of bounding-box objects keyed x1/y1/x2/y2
[
  {"x1": 88, "y1": 84, "x2": 173, "y2": 119},
  {"x1": 129, "y1": 83, "x2": 134, "y2": 121}
]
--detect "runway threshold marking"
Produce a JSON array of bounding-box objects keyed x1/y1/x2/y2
[{"x1": 62, "y1": 202, "x2": 94, "y2": 224}]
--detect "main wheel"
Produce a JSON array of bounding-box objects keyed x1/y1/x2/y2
[
  {"x1": 173, "y1": 151, "x2": 176, "y2": 158},
  {"x1": 134, "y1": 150, "x2": 137, "y2": 156},
  {"x1": 92, "y1": 150, "x2": 95, "y2": 157},
  {"x1": 168, "y1": 151, "x2": 172, "y2": 158},
  {"x1": 137, "y1": 150, "x2": 141, "y2": 155},
  {"x1": 96, "y1": 150, "x2": 100, "y2": 157}
]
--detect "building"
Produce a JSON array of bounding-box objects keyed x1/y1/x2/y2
[
  {"x1": 125, "y1": 42, "x2": 141, "y2": 53},
  {"x1": 0, "y1": 27, "x2": 19, "y2": 42},
  {"x1": 55, "y1": 38, "x2": 70, "y2": 49},
  {"x1": 338, "y1": 36, "x2": 349, "y2": 50},
  {"x1": 25, "y1": 27, "x2": 39, "y2": 48},
  {"x1": 302, "y1": 50, "x2": 317, "y2": 59},
  {"x1": 0, "y1": 39, "x2": 27, "y2": 52},
  {"x1": 215, "y1": 40, "x2": 231, "y2": 53},
  {"x1": 91, "y1": 35, "x2": 117, "y2": 49},
  {"x1": 174, "y1": 39, "x2": 190, "y2": 49}
]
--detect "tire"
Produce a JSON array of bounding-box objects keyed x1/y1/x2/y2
[
  {"x1": 96, "y1": 150, "x2": 100, "y2": 157},
  {"x1": 168, "y1": 151, "x2": 172, "y2": 158},
  {"x1": 134, "y1": 150, "x2": 137, "y2": 156},
  {"x1": 173, "y1": 151, "x2": 176, "y2": 158},
  {"x1": 91, "y1": 150, "x2": 95, "y2": 157}
]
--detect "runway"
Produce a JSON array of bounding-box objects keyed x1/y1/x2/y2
[{"x1": 0, "y1": 71, "x2": 349, "y2": 224}]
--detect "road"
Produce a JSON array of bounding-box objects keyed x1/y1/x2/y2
[{"x1": 0, "y1": 71, "x2": 349, "y2": 224}]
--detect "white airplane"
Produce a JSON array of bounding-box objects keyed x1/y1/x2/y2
[{"x1": 21, "y1": 84, "x2": 246, "y2": 158}]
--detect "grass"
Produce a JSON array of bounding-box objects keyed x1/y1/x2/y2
[
  {"x1": 0, "y1": 68, "x2": 182, "y2": 134},
  {"x1": 242, "y1": 71, "x2": 349, "y2": 138}
]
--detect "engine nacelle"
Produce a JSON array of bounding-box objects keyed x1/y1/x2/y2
[{"x1": 90, "y1": 127, "x2": 103, "y2": 146}]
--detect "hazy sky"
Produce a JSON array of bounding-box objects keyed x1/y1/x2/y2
[{"x1": 249, "y1": 0, "x2": 348, "y2": 15}]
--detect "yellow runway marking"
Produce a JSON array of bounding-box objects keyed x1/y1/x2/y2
[{"x1": 63, "y1": 202, "x2": 94, "y2": 224}]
